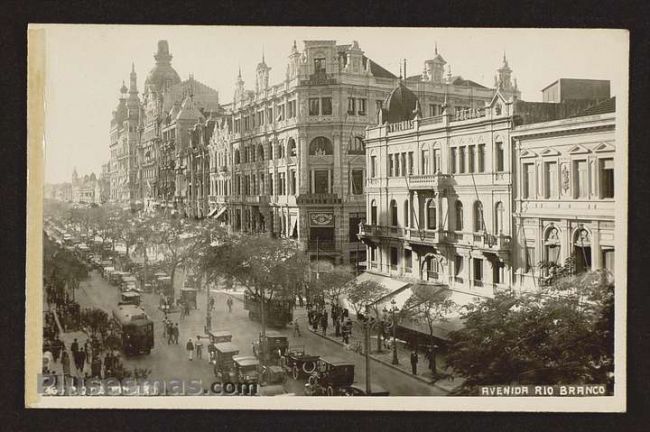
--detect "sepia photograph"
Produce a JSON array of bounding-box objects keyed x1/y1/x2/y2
[{"x1": 25, "y1": 25, "x2": 628, "y2": 411}]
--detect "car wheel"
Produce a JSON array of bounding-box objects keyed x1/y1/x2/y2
[{"x1": 326, "y1": 386, "x2": 335, "y2": 396}]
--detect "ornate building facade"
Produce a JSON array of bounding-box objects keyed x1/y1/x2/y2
[
  {"x1": 209, "y1": 40, "x2": 513, "y2": 266},
  {"x1": 359, "y1": 78, "x2": 616, "y2": 303}
]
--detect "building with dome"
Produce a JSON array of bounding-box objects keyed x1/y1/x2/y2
[
  {"x1": 358, "y1": 77, "x2": 616, "y2": 331},
  {"x1": 109, "y1": 40, "x2": 226, "y2": 213},
  {"x1": 208, "y1": 40, "x2": 512, "y2": 268}
]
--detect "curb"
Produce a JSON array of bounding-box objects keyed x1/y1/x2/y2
[{"x1": 307, "y1": 328, "x2": 452, "y2": 394}]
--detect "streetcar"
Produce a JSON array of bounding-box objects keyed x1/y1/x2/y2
[{"x1": 112, "y1": 304, "x2": 154, "y2": 355}]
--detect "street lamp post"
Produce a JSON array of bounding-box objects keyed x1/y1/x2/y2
[{"x1": 383, "y1": 299, "x2": 399, "y2": 365}]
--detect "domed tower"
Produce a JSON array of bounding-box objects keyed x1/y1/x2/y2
[
  {"x1": 255, "y1": 53, "x2": 271, "y2": 94},
  {"x1": 495, "y1": 53, "x2": 513, "y2": 91},
  {"x1": 380, "y1": 82, "x2": 420, "y2": 124},
  {"x1": 145, "y1": 40, "x2": 181, "y2": 94},
  {"x1": 423, "y1": 43, "x2": 447, "y2": 83}
]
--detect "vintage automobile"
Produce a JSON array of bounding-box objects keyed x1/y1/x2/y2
[
  {"x1": 252, "y1": 330, "x2": 289, "y2": 364},
  {"x1": 282, "y1": 346, "x2": 319, "y2": 380},
  {"x1": 259, "y1": 364, "x2": 286, "y2": 386},
  {"x1": 180, "y1": 287, "x2": 198, "y2": 309},
  {"x1": 206, "y1": 330, "x2": 233, "y2": 361},
  {"x1": 156, "y1": 276, "x2": 173, "y2": 297},
  {"x1": 119, "y1": 291, "x2": 141, "y2": 306},
  {"x1": 304, "y1": 356, "x2": 355, "y2": 396},
  {"x1": 121, "y1": 275, "x2": 139, "y2": 292},
  {"x1": 243, "y1": 292, "x2": 293, "y2": 328},
  {"x1": 232, "y1": 355, "x2": 260, "y2": 385},
  {"x1": 211, "y1": 342, "x2": 240, "y2": 383}
]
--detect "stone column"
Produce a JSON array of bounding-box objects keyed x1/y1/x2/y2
[{"x1": 591, "y1": 225, "x2": 600, "y2": 271}]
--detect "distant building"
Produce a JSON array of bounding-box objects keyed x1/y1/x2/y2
[
  {"x1": 541, "y1": 78, "x2": 610, "y2": 103},
  {"x1": 71, "y1": 168, "x2": 101, "y2": 204}
]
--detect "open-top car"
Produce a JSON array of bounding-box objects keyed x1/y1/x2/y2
[
  {"x1": 282, "y1": 346, "x2": 319, "y2": 380},
  {"x1": 304, "y1": 356, "x2": 355, "y2": 396},
  {"x1": 206, "y1": 330, "x2": 233, "y2": 362}
]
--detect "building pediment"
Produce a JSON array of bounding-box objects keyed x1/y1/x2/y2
[
  {"x1": 540, "y1": 147, "x2": 560, "y2": 157},
  {"x1": 520, "y1": 149, "x2": 538, "y2": 158},
  {"x1": 594, "y1": 142, "x2": 615, "y2": 153},
  {"x1": 568, "y1": 144, "x2": 591, "y2": 155}
]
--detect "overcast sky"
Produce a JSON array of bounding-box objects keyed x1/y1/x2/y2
[{"x1": 38, "y1": 25, "x2": 628, "y2": 183}]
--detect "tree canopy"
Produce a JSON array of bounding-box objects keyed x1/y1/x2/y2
[{"x1": 446, "y1": 268, "x2": 615, "y2": 394}]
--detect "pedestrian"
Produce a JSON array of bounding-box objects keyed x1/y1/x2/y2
[
  {"x1": 227, "y1": 297, "x2": 233, "y2": 313},
  {"x1": 167, "y1": 322, "x2": 173, "y2": 345},
  {"x1": 71, "y1": 338, "x2": 79, "y2": 356},
  {"x1": 195, "y1": 339, "x2": 203, "y2": 359},
  {"x1": 78, "y1": 347, "x2": 87, "y2": 374},
  {"x1": 293, "y1": 319, "x2": 301, "y2": 337},
  {"x1": 334, "y1": 318, "x2": 341, "y2": 337},
  {"x1": 209, "y1": 297, "x2": 215, "y2": 311},
  {"x1": 185, "y1": 301, "x2": 191, "y2": 316},
  {"x1": 91, "y1": 356, "x2": 102, "y2": 379},
  {"x1": 52, "y1": 336, "x2": 62, "y2": 363},
  {"x1": 186, "y1": 338, "x2": 194, "y2": 361},
  {"x1": 173, "y1": 323, "x2": 179, "y2": 344},
  {"x1": 321, "y1": 314, "x2": 328, "y2": 336},
  {"x1": 410, "y1": 349, "x2": 419, "y2": 375},
  {"x1": 61, "y1": 351, "x2": 71, "y2": 378}
]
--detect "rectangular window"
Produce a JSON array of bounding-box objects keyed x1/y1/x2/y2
[
  {"x1": 389, "y1": 155, "x2": 394, "y2": 177},
  {"x1": 525, "y1": 246, "x2": 536, "y2": 273},
  {"x1": 496, "y1": 142, "x2": 504, "y2": 172},
  {"x1": 408, "y1": 152, "x2": 414, "y2": 175},
  {"x1": 321, "y1": 97, "x2": 332, "y2": 115},
  {"x1": 234, "y1": 119, "x2": 241, "y2": 133},
  {"x1": 468, "y1": 145, "x2": 475, "y2": 173},
  {"x1": 473, "y1": 258, "x2": 483, "y2": 283},
  {"x1": 454, "y1": 255, "x2": 463, "y2": 278},
  {"x1": 600, "y1": 158, "x2": 614, "y2": 198},
  {"x1": 404, "y1": 249, "x2": 413, "y2": 271},
  {"x1": 544, "y1": 161, "x2": 558, "y2": 198},
  {"x1": 523, "y1": 163, "x2": 535, "y2": 199},
  {"x1": 277, "y1": 105, "x2": 285, "y2": 122},
  {"x1": 376, "y1": 100, "x2": 383, "y2": 114},
  {"x1": 287, "y1": 100, "x2": 296, "y2": 118},
  {"x1": 371, "y1": 156, "x2": 377, "y2": 178},
  {"x1": 267, "y1": 107, "x2": 273, "y2": 123},
  {"x1": 574, "y1": 160, "x2": 588, "y2": 198},
  {"x1": 478, "y1": 144, "x2": 485, "y2": 172},
  {"x1": 347, "y1": 98, "x2": 356, "y2": 115},
  {"x1": 433, "y1": 149, "x2": 441, "y2": 174},
  {"x1": 421, "y1": 150, "x2": 430, "y2": 175},
  {"x1": 349, "y1": 213, "x2": 365, "y2": 242},
  {"x1": 429, "y1": 104, "x2": 437, "y2": 117},
  {"x1": 401, "y1": 153, "x2": 407, "y2": 177},
  {"x1": 395, "y1": 153, "x2": 400, "y2": 177},
  {"x1": 289, "y1": 170, "x2": 296, "y2": 195},
  {"x1": 257, "y1": 111, "x2": 264, "y2": 126},
  {"x1": 351, "y1": 169, "x2": 364, "y2": 195},
  {"x1": 370, "y1": 245, "x2": 376, "y2": 262},
  {"x1": 358, "y1": 98, "x2": 367, "y2": 116},
  {"x1": 309, "y1": 98, "x2": 320, "y2": 116},
  {"x1": 459, "y1": 147, "x2": 466, "y2": 174},
  {"x1": 314, "y1": 170, "x2": 329, "y2": 194},
  {"x1": 314, "y1": 58, "x2": 325, "y2": 74},
  {"x1": 451, "y1": 148, "x2": 457, "y2": 174},
  {"x1": 269, "y1": 174, "x2": 273, "y2": 195}
]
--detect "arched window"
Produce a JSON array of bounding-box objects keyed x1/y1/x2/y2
[
  {"x1": 494, "y1": 201, "x2": 504, "y2": 234},
  {"x1": 545, "y1": 227, "x2": 561, "y2": 264},
  {"x1": 234, "y1": 149, "x2": 240, "y2": 164},
  {"x1": 288, "y1": 138, "x2": 297, "y2": 157},
  {"x1": 427, "y1": 199, "x2": 437, "y2": 230},
  {"x1": 473, "y1": 201, "x2": 484, "y2": 232},
  {"x1": 309, "y1": 137, "x2": 333, "y2": 156},
  {"x1": 455, "y1": 201, "x2": 464, "y2": 231},
  {"x1": 403, "y1": 200, "x2": 409, "y2": 228},
  {"x1": 348, "y1": 136, "x2": 365, "y2": 154},
  {"x1": 258, "y1": 144, "x2": 265, "y2": 161},
  {"x1": 370, "y1": 200, "x2": 378, "y2": 225},
  {"x1": 390, "y1": 200, "x2": 398, "y2": 226}
]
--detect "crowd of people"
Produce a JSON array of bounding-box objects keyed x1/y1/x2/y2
[{"x1": 306, "y1": 302, "x2": 353, "y2": 344}]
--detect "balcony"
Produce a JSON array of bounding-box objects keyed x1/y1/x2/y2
[
  {"x1": 444, "y1": 231, "x2": 511, "y2": 252},
  {"x1": 406, "y1": 172, "x2": 451, "y2": 190},
  {"x1": 296, "y1": 193, "x2": 341, "y2": 205}
]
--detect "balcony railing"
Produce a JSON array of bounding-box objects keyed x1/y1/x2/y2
[
  {"x1": 387, "y1": 120, "x2": 414, "y2": 133},
  {"x1": 427, "y1": 271, "x2": 439, "y2": 280}
]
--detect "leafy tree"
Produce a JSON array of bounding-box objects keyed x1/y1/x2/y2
[
  {"x1": 401, "y1": 285, "x2": 456, "y2": 367},
  {"x1": 346, "y1": 280, "x2": 388, "y2": 317},
  {"x1": 80, "y1": 308, "x2": 110, "y2": 338},
  {"x1": 446, "y1": 269, "x2": 615, "y2": 394},
  {"x1": 311, "y1": 265, "x2": 356, "y2": 306}
]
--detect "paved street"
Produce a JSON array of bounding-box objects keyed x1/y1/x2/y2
[{"x1": 72, "y1": 270, "x2": 445, "y2": 396}]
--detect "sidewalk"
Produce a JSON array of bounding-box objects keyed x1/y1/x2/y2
[{"x1": 306, "y1": 317, "x2": 463, "y2": 393}]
